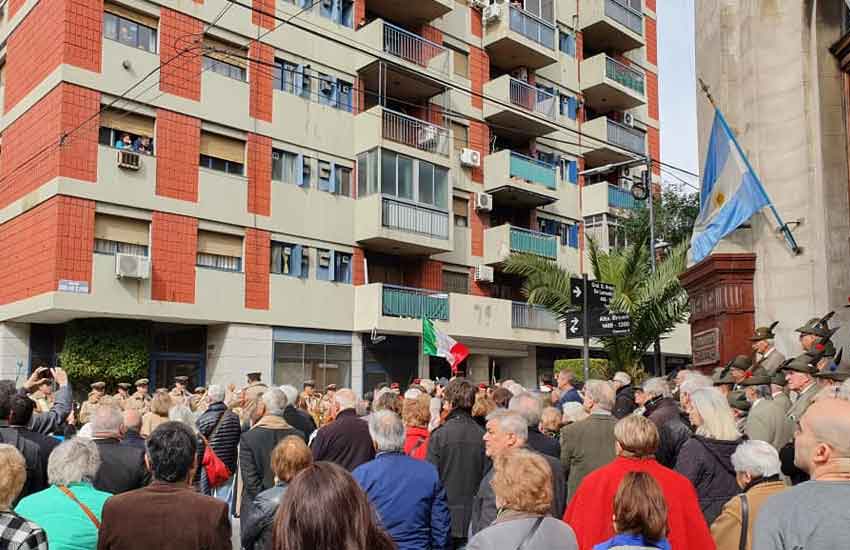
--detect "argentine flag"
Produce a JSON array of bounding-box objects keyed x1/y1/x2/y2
[{"x1": 690, "y1": 109, "x2": 771, "y2": 263}]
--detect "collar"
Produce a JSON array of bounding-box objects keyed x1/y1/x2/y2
[
  {"x1": 762, "y1": 347, "x2": 775, "y2": 358},
  {"x1": 336, "y1": 409, "x2": 358, "y2": 419},
  {"x1": 376, "y1": 450, "x2": 404, "y2": 458},
  {"x1": 591, "y1": 409, "x2": 612, "y2": 416},
  {"x1": 743, "y1": 474, "x2": 781, "y2": 492},
  {"x1": 772, "y1": 390, "x2": 785, "y2": 399},
  {"x1": 799, "y1": 382, "x2": 817, "y2": 395},
  {"x1": 753, "y1": 398, "x2": 764, "y2": 408}
]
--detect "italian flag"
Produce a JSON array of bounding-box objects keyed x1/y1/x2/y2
[{"x1": 423, "y1": 318, "x2": 470, "y2": 374}]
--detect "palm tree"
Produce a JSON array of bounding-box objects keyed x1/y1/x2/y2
[{"x1": 503, "y1": 226, "x2": 689, "y2": 378}]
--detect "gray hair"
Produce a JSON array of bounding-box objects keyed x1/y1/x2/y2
[
  {"x1": 485, "y1": 409, "x2": 528, "y2": 442},
  {"x1": 368, "y1": 410, "x2": 405, "y2": 452},
  {"x1": 747, "y1": 385, "x2": 772, "y2": 401},
  {"x1": 335, "y1": 389, "x2": 357, "y2": 411},
  {"x1": 48, "y1": 438, "x2": 101, "y2": 486},
  {"x1": 613, "y1": 372, "x2": 631, "y2": 386},
  {"x1": 91, "y1": 405, "x2": 123, "y2": 435},
  {"x1": 168, "y1": 405, "x2": 197, "y2": 432},
  {"x1": 584, "y1": 380, "x2": 615, "y2": 411},
  {"x1": 508, "y1": 392, "x2": 543, "y2": 427},
  {"x1": 680, "y1": 373, "x2": 713, "y2": 396},
  {"x1": 262, "y1": 388, "x2": 288, "y2": 415},
  {"x1": 207, "y1": 384, "x2": 225, "y2": 403},
  {"x1": 642, "y1": 377, "x2": 671, "y2": 399},
  {"x1": 279, "y1": 385, "x2": 299, "y2": 407},
  {"x1": 562, "y1": 401, "x2": 589, "y2": 424},
  {"x1": 731, "y1": 440, "x2": 781, "y2": 478},
  {"x1": 690, "y1": 387, "x2": 740, "y2": 441}
]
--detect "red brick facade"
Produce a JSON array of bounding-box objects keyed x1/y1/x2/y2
[
  {"x1": 151, "y1": 212, "x2": 198, "y2": 303},
  {"x1": 155, "y1": 109, "x2": 201, "y2": 202},
  {"x1": 247, "y1": 133, "x2": 272, "y2": 216},
  {"x1": 245, "y1": 228, "x2": 271, "y2": 310},
  {"x1": 249, "y1": 41, "x2": 274, "y2": 123},
  {"x1": 403, "y1": 259, "x2": 443, "y2": 291},
  {"x1": 353, "y1": 247, "x2": 366, "y2": 285},
  {"x1": 159, "y1": 9, "x2": 203, "y2": 101},
  {"x1": 645, "y1": 17, "x2": 658, "y2": 66},
  {"x1": 470, "y1": 198, "x2": 489, "y2": 257},
  {"x1": 354, "y1": 0, "x2": 366, "y2": 28},
  {"x1": 471, "y1": 7, "x2": 482, "y2": 38},
  {"x1": 469, "y1": 47, "x2": 489, "y2": 110},
  {"x1": 468, "y1": 121, "x2": 489, "y2": 183},
  {"x1": 252, "y1": 0, "x2": 276, "y2": 29},
  {"x1": 648, "y1": 126, "x2": 661, "y2": 176},
  {"x1": 0, "y1": 196, "x2": 95, "y2": 305}
]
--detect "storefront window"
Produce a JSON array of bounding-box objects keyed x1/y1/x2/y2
[{"x1": 273, "y1": 341, "x2": 352, "y2": 388}]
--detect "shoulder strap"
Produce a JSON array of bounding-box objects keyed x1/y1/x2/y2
[
  {"x1": 58, "y1": 485, "x2": 101, "y2": 529},
  {"x1": 516, "y1": 516, "x2": 544, "y2": 550},
  {"x1": 738, "y1": 494, "x2": 749, "y2": 550},
  {"x1": 208, "y1": 409, "x2": 229, "y2": 440}
]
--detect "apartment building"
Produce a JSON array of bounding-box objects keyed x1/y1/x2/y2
[{"x1": 0, "y1": 0, "x2": 687, "y2": 391}]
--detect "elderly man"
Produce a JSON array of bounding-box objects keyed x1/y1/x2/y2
[
  {"x1": 311, "y1": 388, "x2": 374, "y2": 471},
  {"x1": 711, "y1": 441, "x2": 786, "y2": 550},
  {"x1": 751, "y1": 323, "x2": 785, "y2": 374},
  {"x1": 770, "y1": 370, "x2": 791, "y2": 413},
  {"x1": 279, "y1": 384, "x2": 317, "y2": 440},
  {"x1": 120, "y1": 409, "x2": 146, "y2": 451},
  {"x1": 509, "y1": 392, "x2": 559, "y2": 459},
  {"x1": 196, "y1": 384, "x2": 241, "y2": 500},
  {"x1": 782, "y1": 353, "x2": 820, "y2": 424},
  {"x1": 91, "y1": 405, "x2": 148, "y2": 494},
  {"x1": 560, "y1": 379, "x2": 617, "y2": 498},
  {"x1": 753, "y1": 398, "x2": 850, "y2": 550},
  {"x1": 469, "y1": 409, "x2": 566, "y2": 537},
  {"x1": 740, "y1": 370, "x2": 791, "y2": 450},
  {"x1": 611, "y1": 372, "x2": 637, "y2": 418},
  {"x1": 555, "y1": 370, "x2": 582, "y2": 409},
  {"x1": 353, "y1": 410, "x2": 451, "y2": 550}
]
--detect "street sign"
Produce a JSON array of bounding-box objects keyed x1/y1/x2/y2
[
  {"x1": 565, "y1": 308, "x2": 630, "y2": 338},
  {"x1": 570, "y1": 277, "x2": 614, "y2": 309},
  {"x1": 565, "y1": 313, "x2": 583, "y2": 337}
]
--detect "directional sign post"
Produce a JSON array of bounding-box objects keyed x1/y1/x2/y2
[{"x1": 567, "y1": 275, "x2": 630, "y2": 380}]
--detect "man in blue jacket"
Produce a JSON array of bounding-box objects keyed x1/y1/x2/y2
[{"x1": 353, "y1": 409, "x2": 451, "y2": 550}]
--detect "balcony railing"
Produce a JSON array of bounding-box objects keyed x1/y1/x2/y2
[
  {"x1": 382, "y1": 108, "x2": 450, "y2": 157},
  {"x1": 510, "y1": 227, "x2": 558, "y2": 259},
  {"x1": 608, "y1": 184, "x2": 643, "y2": 209},
  {"x1": 508, "y1": 78, "x2": 556, "y2": 120},
  {"x1": 607, "y1": 119, "x2": 645, "y2": 155},
  {"x1": 381, "y1": 197, "x2": 449, "y2": 240},
  {"x1": 605, "y1": 57, "x2": 644, "y2": 95},
  {"x1": 509, "y1": 4, "x2": 556, "y2": 50},
  {"x1": 383, "y1": 22, "x2": 449, "y2": 75},
  {"x1": 382, "y1": 285, "x2": 449, "y2": 320},
  {"x1": 509, "y1": 152, "x2": 557, "y2": 190},
  {"x1": 512, "y1": 302, "x2": 559, "y2": 331},
  {"x1": 605, "y1": 0, "x2": 643, "y2": 35}
]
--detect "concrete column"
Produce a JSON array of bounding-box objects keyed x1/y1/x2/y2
[
  {"x1": 351, "y1": 332, "x2": 364, "y2": 397},
  {"x1": 468, "y1": 354, "x2": 490, "y2": 384},
  {"x1": 205, "y1": 324, "x2": 273, "y2": 386},
  {"x1": 0, "y1": 322, "x2": 30, "y2": 383},
  {"x1": 417, "y1": 336, "x2": 429, "y2": 379}
]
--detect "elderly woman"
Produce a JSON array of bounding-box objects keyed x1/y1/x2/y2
[
  {"x1": 141, "y1": 391, "x2": 173, "y2": 438},
  {"x1": 0, "y1": 444, "x2": 47, "y2": 549},
  {"x1": 540, "y1": 406, "x2": 562, "y2": 439},
  {"x1": 467, "y1": 449, "x2": 578, "y2": 550},
  {"x1": 16, "y1": 438, "x2": 112, "y2": 550},
  {"x1": 561, "y1": 401, "x2": 588, "y2": 426},
  {"x1": 710, "y1": 441, "x2": 786, "y2": 550},
  {"x1": 402, "y1": 390, "x2": 432, "y2": 459}
]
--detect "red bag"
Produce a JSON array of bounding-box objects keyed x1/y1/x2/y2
[{"x1": 201, "y1": 413, "x2": 231, "y2": 488}]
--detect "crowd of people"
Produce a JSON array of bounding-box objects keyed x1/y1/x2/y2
[{"x1": 1, "y1": 314, "x2": 850, "y2": 550}]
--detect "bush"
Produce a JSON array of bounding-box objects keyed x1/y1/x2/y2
[
  {"x1": 554, "y1": 359, "x2": 609, "y2": 382},
  {"x1": 58, "y1": 319, "x2": 149, "y2": 390}
]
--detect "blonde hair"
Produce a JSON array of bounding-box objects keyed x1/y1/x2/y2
[
  {"x1": 149, "y1": 391, "x2": 174, "y2": 416},
  {"x1": 402, "y1": 394, "x2": 431, "y2": 428},
  {"x1": 472, "y1": 393, "x2": 497, "y2": 419},
  {"x1": 690, "y1": 387, "x2": 740, "y2": 441},
  {"x1": 0, "y1": 444, "x2": 26, "y2": 510},
  {"x1": 614, "y1": 415, "x2": 660, "y2": 457},
  {"x1": 490, "y1": 449, "x2": 552, "y2": 515},
  {"x1": 540, "y1": 407, "x2": 562, "y2": 433},
  {"x1": 271, "y1": 436, "x2": 313, "y2": 483}
]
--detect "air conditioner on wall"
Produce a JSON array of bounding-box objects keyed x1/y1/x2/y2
[
  {"x1": 115, "y1": 253, "x2": 150, "y2": 279},
  {"x1": 117, "y1": 150, "x2": 141, "y2": 171},
  {"x1": 623, "y1": 113, "x2": 635, "y2": 127},
  {"x1": 475, "y1": 192, "x2": 493, "y2": 211},
  {"x1": 474, "y1": 265, "x2": 494, "y2": 283},
  {"x1": 483, "y1": 4, "x2": 501, "y2": 23},
  {"x1": 460, "y1": 148, "x2": 481, "y2": 168}
]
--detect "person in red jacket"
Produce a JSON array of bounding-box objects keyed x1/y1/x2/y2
[
  {"x1": 564, "y1": 415, "x2": 715, "y2": 550},
  {"x1": 402, "y1": 390, "x2": 432, "y2": 460}
]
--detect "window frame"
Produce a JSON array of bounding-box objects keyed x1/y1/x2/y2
[
  {"x1": 196, "y1": 252, "x2": 243, "y2": 272},
  {"x1": 199, "y1": 154, "x2": 245, "y2": 176},
  {"x1": 103, "y1": 12, "x2": 158, "y2": 54},
  {"x1": 94, "y1": 238, "x2": 149, "y2": 257},
  {"x1": 202, "y1": 55, "x2": 248, "y2": 82}
]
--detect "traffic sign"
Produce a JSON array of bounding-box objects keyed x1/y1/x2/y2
[
  {"x1": 565, "y1": 308, "x2": 631, "y2": 338},
  {"x1": 570, "y1": 277, "x2": 615, "y2": 309},
  {"x1": 565, "y1": 313, "x2": 583, "y2": 337}
]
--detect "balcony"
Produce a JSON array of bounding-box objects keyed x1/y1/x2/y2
[
  {"x1": 582, "y1": 116, "x2": 645, "y2": 167},
  {"x1": 581, "y1": 54, "x2": 645, "y2": 113},
  {"x1": 484, "y1": 224, "x2": 558, "y2": 265},
  {"x1": 512, "y1": 302, "x2": 559, "y2": 331},
  {"x1": 484, "y1": 150, "x2": 559, "y2": 207},
  {"x1": 382, "y1": 285, "x2": 450, "y2": 320},
  {"x1": 483, "y1": 76, "x2": 558, "y2": 138},
  {"x1": 364, "y1": 0, "x2": 453, "y2": 27},
  {"x1": 358, "y1": 19, "x2": 449, "y2": 76},
  {"x1": 582, "y1": 183, "x2": 644, "y2": 215},
  {"x1": 608, "y1": 184, "x2": 644, "y2": 210},
  {"x1": 580, "y1": 0, "x2": 644, "y2": 53},
  {"x1": 355, "y1": 106, "x2": 451, "y2": 166},
  {"x1": 483, "y1": 4, "x2": 558, "y2": 71},
  {"x1": 354, "y1": 194, "x2": 452, "y2": 255}
]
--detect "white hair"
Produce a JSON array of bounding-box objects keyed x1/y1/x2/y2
[
  {"x1": 508, "y1": 392, "x2": 543, "y2": 427},
  {"x1": 680, "y1": 373, "x2": 713, "y2": 396},
  {"x1": 613, "y1": 372, "x2": 631, "y2": 386},
  {"x1": 584, "y1": 380, "x2": 615, "y2": 411},
  {"x1": 485, "y1": 409, "x2": 528, "y2": 441},
  {"x1": 168, "y1": 405, "x2": 197, "y2": 433},
  {"x1": 562, "y1": 401, "x2": 589, "y2": 424},
  {"x1": 207, "y1": 384, "x2": 225, "y2": 403},
  {"x1": 91, "y1": 405, "x2": 123, "y2": 435},
  {"x1": 262, "y1": 388, "x2": 288, "y2": 415},
  {"x1": 334, "y1": 389, "x2": 357, "y2": 411},
  {"x1": 279, "y1": 385, "x2": 299, "y2": 407},
  {"x1": 690, "y1": 387, "x2": 740, "y2": 441},
  {"x1": 368, "y1": 410, "x2": 405, "y2": 452},
  {"x1": 48, "y1": 438, "x2": 101, "y2": 486},
  {"x1": 642, "y1": 377, "x2": 671, "y2": 399},
  {"x1": 504, "y1": 381, "x2": 525, "y2": 396},
  {"x1": 731, "y1": 440, "x2": 781, "y2": 478}
]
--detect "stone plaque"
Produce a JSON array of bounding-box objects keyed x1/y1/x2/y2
[{"x1": 692, "y1": 328, "x2": 720, "y2": 367}]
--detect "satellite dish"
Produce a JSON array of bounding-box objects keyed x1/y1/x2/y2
[{"x1": 371, "y1": 327, "x2": 386, "y2": 345}]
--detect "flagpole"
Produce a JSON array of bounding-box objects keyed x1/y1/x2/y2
[{"x1": 698, "y1": 78, "x2": 801, "y2": 256}]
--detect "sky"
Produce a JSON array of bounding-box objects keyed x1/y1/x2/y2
[{"x1": 657, "y1": 0, "x2": 700, "y2": 192}]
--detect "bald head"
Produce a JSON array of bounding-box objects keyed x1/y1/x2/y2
[
  {"x1": 122, "y1": 409, "x2": 142, "y2": 432},
  {"x1": 334, "y1": 389, "x2": 357, "y2": 411},
  {"x1": 795, "y1": 398, "x2": 850, "y2": 476}
]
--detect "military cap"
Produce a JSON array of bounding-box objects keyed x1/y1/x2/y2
[
  {"x1": 174, "y1": 376, "x2": 189, "y2": 384},
  {"x1": 117, "y1": 382, "x2": 132, "y2": 390},
  {"x1": 91, "y1": 381, "x2": 106, "y2": 390},
  {"x1": 135, "y1": 378, "x2": 150, "y2": 387},
  {"x1": 247, "y1": 372, "x2": 262, "y2": 379},
  {"x1": 728, "y1": 355, "x2": 753, "y2": 372},
  {"x1": 713, "y1": 366, "x2": 736, "y2": 386},
  {"x1": 303, "y1": 380, "x2": 316, "y2": 388},
  {"x1": 796, "y1": 312, "x2": 835, "y2": 338},
  {"x1": 326, "y1": 383, "x2": 338, "y2": 392},
  {"x1": 194, "y1": 386, "x2": 206, "y2": 394},
  {"x1": 771, "y1": 369, "x2": 788, "y2": 387},
  {"x1": 738, "y1": 368, "x2": 772, "y2": 386},
  {"x1": 780, "y1": 353, "x2": 818, "y2": 375},
  {"x1": 750, "y1": 322, "x2": 779, "y2": 341},
  {"x1": 814, "y1": 349, "x2": 850, "y2": 382},
  {"x1": 728, "y1": 391, "x2": 751, "y2": 412}
]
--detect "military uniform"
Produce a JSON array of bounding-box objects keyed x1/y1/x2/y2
[
  {"x1": 126, "y1": 378, "x2": 152, "y2": 414},
  {"x1": 740, "y1": 369, "x2": 793, "y2": 449},
  {"x1": 781, "y1": 354, "x2": 820, "y2": 424},
  {"x1": 169, "y1": 376, "x2": 193, "y2": 406},
  {"x1": 79, "y1": 382, "x2": 107, "y2": 425},
  {"x1": 112, "y1": 383, "x2": 133, "y2": 410},
  {"x1": 30, "y1": 390, "x2": 53, "y2": 414}
]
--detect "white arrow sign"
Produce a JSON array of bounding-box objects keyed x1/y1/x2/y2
[
  {"x1": 569, "y1": 317, "x2": 580, "y2": 334},
  {"x1": 572, "y1": 286, "x2": 582, "y2": 299}
]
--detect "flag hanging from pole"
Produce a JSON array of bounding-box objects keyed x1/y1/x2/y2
[{"x1": 423, "y1": 318, "x2": 469, "y2": 374}]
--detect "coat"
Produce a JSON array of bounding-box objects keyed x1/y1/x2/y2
[
  {"x1": 675, "y1": 435, "x2": 743, "y2": 525},
  {"x1": 786, "y1": 383, "x2": 818, "y2": 423},
  {"x1": 25, "y1": 385, "x2": 73, "y2": 435},
  {"x1": 0, "y1": 428, "x2": 44, "y2": 503},
  {"x1": 310, "y1": 409, "x2": 374, "y2": 471},
  {"x1": 564, "y1": 456, "x2": 715, "y2": 550},
  {"x1": 15, "y1": 483, "x2": 111, "y2": 550},
  {"x1": 744, "y1": 399, "x2": 792, "y2": 449},
  {"x1": 240, "y1": 483, "x2": 287, "y2": 550},
  {"x1": 404, "y1": 425, "x2": 430, "y2": 460},
  {"x1": 426, "y1": 408, "x2": 487, "y2": 539},
  {"x1": 468, "y1": 511, "x2": 578, "y2": 550},
  {"x1": 97, "y1": 481, "x2": 231, "y2": 550},
  {"x1": 710, "y1": 479, "x2": 786, "y2": 550},
  {"x1": 613, "y1": 385, "x2": 637, "y2": 419},
  {"x1": 283, "y1": 405, "x2": 316, "y2": 441},
  {"x1": 644, "y1": 397, "x2": 692, "y2": 468},
  {"x1": 755, "y1": 349, "x2": 785, "y2": 375},
  {"x1": 92, "y1": 438, "x2": 149, "y2": 495},
  {"x1": 140, "y1": 412, "x2": 168, "y2": 438},
  {"x1": 526, "y1": 427, "x2": 560, "y2": 459},
  {"x1": 353, "y1": 451, "x2": 451, "y2": 550},
  {"x1": 560, "y1": 412, "x2": 617, "y2": 498},
  {"x1": 772, "y1": 391, "x2": 791, "y2": 413},
  {"x1": 196, "y1": 403, "x2": 242, "y2": 473},
  {"x1": 556, "y1": 388, "x2": 583, "y2": 409}
]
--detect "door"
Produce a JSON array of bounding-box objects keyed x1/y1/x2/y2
[{"x1": 151, "y1": 356, "x2": 204, "y2": 391}]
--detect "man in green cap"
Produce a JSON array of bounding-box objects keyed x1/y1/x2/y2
[
  {"x1": 813, "y1": 349, "x2": 850, "y2": 390},
  {"x1": 740, "y1": 369, "x2": 792, "y2": 449},
  {"x1": 795, "y1": 312, "x2": 834, "y2": 353},
  {"x1": 782, "y1": 353, "x2": 820, "y2": 424},
  {"x1": 750, "y1": 322, "x2": 785, "y2": 374},
  {"x1": 770, "y1": 368, "x2": 792, "y2": 413},
  {"x1": 712, "y1": 364, "x2": 737, "y2": 396}
]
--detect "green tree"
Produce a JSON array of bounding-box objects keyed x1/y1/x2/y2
[
  {"x1": 622, "y1": 188, "x2": 700, "y2": 248},
  {"x1": 58, "y1": 319, "x2": 150, "y2": 391}
]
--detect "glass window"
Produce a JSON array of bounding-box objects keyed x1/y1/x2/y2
[
  {"x1": 103, "y1": 12, "x2": 157, "y2": 53},
  {"x1": 316, "y1": 249, "x2": 333, "y2": 281},
  {"x1": 94, "y1": 239, "x2": 149, "y2": 257},
  {"x1": 318, "y1": 160, "x2": 332, "y2": 191},
  {"x1": 434, "y1": 167, "x2": 448, "y2": 209},
  {"x1": 338, "y1": 80, "x2": 353, "y2": 112},
  {"x1": 104, "y1": 13, "x2": 118, "y2": 40},
  {"x1": 203, "y1": 56, "x2": 247, "y2": 82},
  {"x1": 334, "y1": 252, "x2": 352, "y2": 283},
  {"x1": 118, "y1": 18, "x2": 138, "y2": 48},
  {"x1": 419, "y1": 162, "x2": 434, "y2": 205},
  {"x1": 197, "y1": 253, "x2": 242, "y2": 272},
  {"x1": 273, "y1": 342, "x2": 352, "y2": 388},
  {"x1": 397, "y1": 156, "x2": 413, "y2": 200},
  {"x1": 302, "y1": 157, "x2": 313, "y2": 188},
  {"x1": 443, "y1": 270, "x2": 469, "y2": 294},
  {"x1": 336, "y1": 166, "x2": 351, "y2": 197},
  {"x1": 559, "y1": 31, "x2": 576, "y2": 57},
  {"x1": 271, "y1": 242, "x2": 309, "y2": 277},
  {"x1": 381, "y1": 150, "x2": 397, "y2": 195},
  {"x1": 200, "y1": 155, "x2": 244, "y2": 176}
]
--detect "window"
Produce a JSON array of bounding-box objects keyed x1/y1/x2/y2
[
  {"x1": 443, "y1": 270, "x2": 469, "y2": 294},
  {"x1": 337, "y1": 80, "x2": 353, "y2": 112},
  {"x1": 559, "y1": 158, "x2": 578, "y2": 183},
  {"x1": 94, "y1": 215, "x2": 150, "y2": 256},
  {"x1": 335, "y1": 166, "x2": 352, "y2": 197},
  {"x1": 203, "y1": 56, "x2": 247, "y2": 82},
  {"x1": 358, "y1": 150, "x2": 379, "y2": 197},
  {"x1": 450, "y1": 47, "x2": 469, "y2": 78},
  {"x1": 98, "y1": 110, "x2": 155, "y2": 154},
  {"x1": 273, "y1": 341, "x2": 351, "y2": 388},
  {"x1": 381, "y1": 150, "x2": 413, "y2": 200},
  {"x1": 523, "y1": 0, "x2": 554, "y2": 22},
  {"x1": 273, "y1": 59, "x2": 352, "y2": 112},
  {"x1": 202, "y1": 38, "x2": 247, "y2": 81},
  {"x1": 271, "y1": 242, "x2": 310, "y2": 278},
  {"x1": 318, "y1": 160, "x2": 332, "y2": 190},
  {"x1": 378, "y1": 150, "x2": 446, "y2": 206},
  {"x1": 197, "y1": 231, "x2": 243, "y2": 272},
  {"x1": 200, "y1": 132, "x2": 245, "y2": 176},
  {"x1": 103, "y1": 6, "x2": 158, "y2": 53},
  {"x1": 316, "y1": 249, "x2": 352, "y2": 283},
  {"x1": 559, "y1": 94, "x2": 578, "y2": 120},
  {"x1": 451, "y1": 122, "x2": 468, "y2": 156},
  {"x1": 312, "y1": 0, "x2": 354, "y2": 28},
  {"x1": 453, "y1": 197, "x2": 468, "y2": 227},
  {"x1": 568, "y1": 224, "x2": 580, "y2": 248},
  {"x1": 302, "y1": 156, "x2": 313, "y2": 188},
  {"x1": 418, "y1": 162, "x2": 448, "y2": 209},
  {"x1": 559, "y1": 31, "x2": 576, "y2": 57},
  {"x1": 272, "y1": 148, "x2": 298, "y2": 183}
]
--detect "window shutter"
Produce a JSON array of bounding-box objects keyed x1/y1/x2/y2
[
  {"x1": 295, "y1": 154, "x2": 305, "y2": 186},
  {"x1": 100, "y1": 110, "x2": 155, "y2": 138},
  {"x1": 569, "y1": 160, "x2": 578, "y2": 183},
  {"x1": 452, "y1": 197, "x2": 468, "y2": 217},
  {"x1": 200, "y1": 132, "x2": 245, "y2": 164},
  {"x1": 94, "y1": 215, "x2": 150, "y2": 246},
  {"x1": 291, "y1": 245, "x2": 303, "y2": 277},
  {"x1": 197, "y1": 231, "x2": 243, "y2": 257}
]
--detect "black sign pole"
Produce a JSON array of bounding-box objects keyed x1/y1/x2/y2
[{"x1": 582, "y1": 273, "x2": 590, "y2": 382}]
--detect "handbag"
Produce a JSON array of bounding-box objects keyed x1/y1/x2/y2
[
  {"x1": 738, "y1": 494, "x2": 749, "y2": 550},
  {"x1": 58, "y1": 485, "x2": 101, "y2": 529},
  {"x1": 201, "y1": 411, "x2": 231, "y2": 488}
]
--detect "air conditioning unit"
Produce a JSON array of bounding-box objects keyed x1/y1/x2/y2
[
  {"x1": 319, "y1": 251, "x2": 331, "y2": 267},
  {"x1": 474, "y1": 265, "x2": 494, "y2": 283},
  {"x1": 623, "y1": 113, "x2": 635, "y2": 127},
  {"x1": 460, "y1": 148, "x2": 481, "y2": 168},
  {"x1": 470, "y1": 0, "x2": 488, "y2": 9},
  {"x1": 417, "y1": 126, "x2": 439, "y2": 147},
  {"x1": 510, "y1": 67, "x2": 528, "y2": 82},
  {"x1": 320, "y1": 79, "x2": 334, "y2": 95},
  {"x1": 115, "y1": 253, "x2": 150, "y2": 279},
  {"x1": 483, "y1": 4, "x2": 501, "y2": 23},
  {"x1": 475, "y1": 192, "x2": 493, "y2": 211},
  {"x1": 117, "y1": 150, "x2": 141, "y2": 171}
]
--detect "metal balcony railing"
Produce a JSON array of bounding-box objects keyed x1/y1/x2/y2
[
  {"x1": 509, "y1": 4, "x2": 556, "y2": 50},
  {"x1": 381, "y1": 197, "x2": 450, "y2": 240},
  {"x1": 604, "y1": 0, "x2": 643, "y2": 35},
  {"x1": 608, "y1": 184, "x2": 643, "y2": 209},
  {"x1": 508, "y1": 78, "x2": 556, "y2": 120},
  {"x1": 382, "y1": 285, "x2": 450, "y2": 320},
  {"x1": 605, "y1": 57, "x2": 645, "y2": 95},
  {"x1": 382, "y1": 108, "x2": 450, "y2": 157},
  {"x1": 382, "y1": 22, "x2": 449, "y2": 75},
  {"x1": 606, "y1": 119, "x2": 645, "y2": 155},
  {"x1": 509, "y1": 152, "x2": 557, "y2": 190},
  {"x1": 512, "y1": 302, "x2": 559, "y2": 331},
  {"x1": 509, "y1": 226, "x2": 558, "y2": 259}
]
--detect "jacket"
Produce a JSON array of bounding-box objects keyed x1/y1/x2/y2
[
  {"x1": 240, "y1": 483, "x2": 287, "y2": 550},
  {"x1": 353, "y1": 451, "x2": 451, "y2": 550},
  {"x1": 119, "y1": 430, "x2": 146, "y2": 452},
  {"x1": 92, "y1": 438, "x2": 149, "y2": 495},
  {"x1": 710, "y1": 479, "x2": 786, "y2": 550},
  {"x1": 786, "y1": 383, "x2": 818, "y2": 423},
  {"x1": 556, "y1": 388, "x2": 582, "y2": 409},
  {"x1": 755, "y1": 349, "x2": 785, "y2": 375},
  {"x1": 564, "y1": 457, "x2": 715, "y2": 550},
  {"x1": 283, "y1": 404, "x2": 316, "y2": 441},
  {"x1": 140, "y1": 412, "x2": 169, "y2": 438},
  {"x1": 15, "y1": 482, "x2": 111, "y2": 550},
  {"x1": 560, "y1": 412, "x2": 617, "y2": 498},
  {"x1": 644, "y1": 397, "x2": 692, "y2": 468},
  {"x1": 426, "y1": 408, "x2": 487, "y2": 539},
  {"x1": 772, "y1": 392, "x2": 791, "y2": 413},
  {"x1": 310, "y1": 409, "x2": 374, "y2": 471},
  {"x1": 744, "y1": 399, "x2": 792, "y2": 450},
  {"x1": 404, "y1": 425, "x2": 430, "y2": 460},
  {"x1": 613, "y1": 385, "x2": 637, "y2": 419},
  {"x1": 0, "y1": 427, "x2": 45, "y2": 503},
  {"x1": 196, "y1": 403, "x2": 242, "y2": 473},
  {"x1": 526, "y1": 426, "x2": 560, "y2": 459},
  {"x1": 97, "y1": 481, "x2": 231, "y2": 550},
  {"x1": 467, "y1": 511, "x2": 578, "y2": 550},
  {"x1": 23, "y1": 385, "x2": 72, "y2": 435},
  {"x1": 593, "y1": 534, "x2": 671, "y2": 550},
  {"x1": 15, "y1": 427, "x2": 59, "y2": 487},
  {"x1": 675, "y1": 435, "x2": 743, "y2": 525}
]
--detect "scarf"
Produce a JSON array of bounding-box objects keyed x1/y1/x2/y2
[{"x1": 251, "y1": 414, "x2": 293, "y2": 431}]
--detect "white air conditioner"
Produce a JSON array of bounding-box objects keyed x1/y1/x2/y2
[
  {"x1": 117, "y1": 150, "x2": 141, "y2": 171},
  {"x1": 510, "y1": 66, "x2": 528, "y2": 82},
  {"x1": 460, "y1": 148, "x2": 481, "y2": 168},
  {"x1": 319, "y1": 251, "x2": 331, "y2": 267},
  {"x1": 115, "y1": 253, "x2": 150, "y2": 279},
  {"x1": 475, "y1": 192, "x2": 493, "y2": 211},
  {"x1": 483, "y1": 4, "x2": 501, "y2": 23},
  {"x1": 474, "y1": 265, "x2": 494, "y2": 283},
  {"x1": 417, "y1": 126, "x2": 439, "y2": 147},
  {"x1": 623, "y1": 113, "x2": 634, "y2": 127}
]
